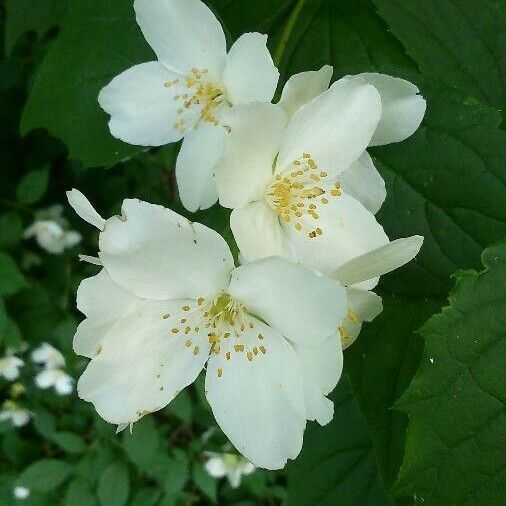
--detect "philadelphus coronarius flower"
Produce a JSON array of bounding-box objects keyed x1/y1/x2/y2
[
  {"x1": 99, "y1": 0, "x2": 279, "y2": 213},
  {"x1": 215, "y1": 70, "x2": 426, "y2": 277},
  {"x1": 67, "y1": 189, "x2": 347, "y2": 469},
  {"x1": 0, "y1": 351, "x2": 24, "y2": 381},
  {"x1": 32, "y1": 343, "x2": 74, "y2": 395},
  {"x1": 204, "y1": 452, "x2": 255, "y2": 488},
  {"x1": 0, "y1": 400, "x2": 31, "y2": 428}
]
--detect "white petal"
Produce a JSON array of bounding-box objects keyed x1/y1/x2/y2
[
  {"x1": 340, "y1": 289, "x2": 383, "y2": 350},
  {"x1": 331, "y1": 236, "x2": 424, "y2": 286},
  {"x1": 230, "y1": 202, "x2": 294, "y2": 263},
  {"x1": 75, "y1": 270, "x2": 140, "y2": 358},
  {"x1": 204, "y1": 456, "x2": 227, "y2": 478},
  {"x1": 227, "y1": 468, "x2": 242, "y2": 488},
  {"x1": 351, "y1": 73, "x2": 426, "y2": 146},
  {"x1": 339, "y1": 152, "x2": 386, "y2": 214},
  {"x1": 295, "y1": 335, "x2": 343, "y2": 425},
  {"x1": 98, "y1": 62, "x2": 192, "y2": 146},
  {"x1": 99, "y1": 199, "x2": 233, "y2": 300},
  {"x1": 66, "y1": 189, "x2": 105, "y2": 230},
  {"x1": 287, "y1": 193, "x2": 389, "y2": 275},
  {"x1": 63, "y1": 231, "x2": 82, "y2": 249},
  {"x1": 35, "y1": 369, "x2": 58, "y2": 389},
  {"x1": 216, "y1": 104, "x2": 286, "y2": 208},
  {"x1": 222, "y1": 33, "x2": 279, "y2": 105},
  {"x1": 79, "y1": 255, "x2": 102, "y2": 266},
  {"x1": 176, "y1": 124, "x2": 226, "y2": 212},
  {"x1": 55, "y1": 373, "x2": 74, "y2": 396},
  {"x1": 78, "y1": 300, "x2": 210, "y2": 424},
  {"x1": 205, "y1": 321, "x2": 306, "y2": 469},
  {"x1": 12, "y1": 410, "x2": 31, "y2": 427},
  {"x1": 31, "y1": 343, "x2": 65, "y2": 369},
  {"x1": 278, "y1": 65, "x2": 333, "y2": 119},
  {"x1": 276, "y1": 77, "x2": 381, "y2": 176},
  {"x1": 134, "y1": 0, "x2": 226, "y2": 77},
  {"x1": 228, "y1": 257, "x2": 347, "y2": 344}
]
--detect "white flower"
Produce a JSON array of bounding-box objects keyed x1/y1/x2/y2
[
  {"x1": 99, "y1": 0, "x2": 279, "y2": 213},
  {"x1": 24, "y1": 205, "x2": 81, "y2": 254},
  {"x1": 204, "y1": 452, "x2": 255, "y2": 488},
  {"x1": 0, "y1": 401, "x2": 31, "y2": 427},
  {"x1": 215, "y1": 72, "x2": 425, "y2": 275},
  {"x1": 13, "y1": 486, "x2": 30, "y2": 500},
  {"x1": 0, "y1": 352, "x2": 24, "y2": 381},
  {"x1": 67, "y1": 189, "x2": 347, "y2": 469},
  {"x1": 34, "y1": 368, "x2": 74, "y2": 396},
  {"x1": 31, "y1": 342, "x2": 66, "y2": 369},
  {"x1": 331, "y1": 236, "x2": 424, "y2": 349}
]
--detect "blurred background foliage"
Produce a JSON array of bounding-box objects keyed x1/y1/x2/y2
[{"x1": 0, "y1": 0, "x2": 505, "y2": 505}]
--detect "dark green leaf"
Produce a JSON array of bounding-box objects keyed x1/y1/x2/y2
[
  {"x1": 4, "y1": 0, "x2": 68, "y2": 55},
  {"x1": 395, "y1": 242, "x2": 506, "y2": 505},
  {"x1": 0, "y1": 212, "x2": 23, "y2": 249},
  {"x1": 168, "y1": 390, "x2": 193, "y2": 423},
  {"x1": 51, "y1": 432, "x2": 87, "y2": 454},
  {"x1": 16, "y1": 167, "x2": 49, "y2": 204},
  {"x1": 0, "y1": 252, "x2": 28, "y2": 296},
  {"x1": 374, "y1": 0, "x2": 506, "y2": 112},
  {"x1": 18, "y1": 459, "x2": 73, "y2": 492},
  {"x1": 192, "y1": 462, "x2": 217, "y2": 503},
  {"x1": 2, "y1": 317, "x2": 23, "y2": 348},
  {"x1": 129, "y1": 488, "x2": 160, "y2": 506},
  {"x1": 286, "y1": 376, "x2": 389, "y2": 506},
  {"x1": 97, "y1": 462, "x2": 130, "y2": 506},
  {"x1": 21, "y1": 0, "x2": 151, "y2": 168}
]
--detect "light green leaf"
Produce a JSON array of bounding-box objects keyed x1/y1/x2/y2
[
  {"x1": 395, "y1": 242, "x2": 506, "y2": 505},
  {"x1": 286, "y1": 376, "x2": 389, "y2": 505},
  {"x1": 21, "y1": 0, "x2": 151, "y2": 168},
  {"x1": 122, "y1": 417, "x2": 160, "y2": 467},
  {"x1": 16, "y1": 167, "x2": 49, "y2": 204},
  {"x1": 97, "y1": 462, "x2": 130, "y2": 506},
  {"x1": 65, "y1": 478, "x2": 96, "y2": 506},
  {"x1": 2, "y1": 317, "x2": 23, "y2": 348},
  {"x1": 4, "y1": 0, "x2": 68, "y2": 55},
  {"x1": 18, "y1": 459, "x2": 73, "y2": 492},
  {"x1": 0, "y1": 252, "x2": 28, "y2": 296},
  {"x1": 374, "y1": 0, "x2": 506, "y2": 112}
]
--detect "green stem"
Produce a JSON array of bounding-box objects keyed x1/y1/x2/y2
[{"x1": 273, "y1": 0, "x2": 308, "y2": 66}]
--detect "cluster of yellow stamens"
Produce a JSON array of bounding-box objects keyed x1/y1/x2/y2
[
  {"x1": 164, "y1": 68, "x2": 226, "y2": 134},
  {"x1": 338, "y1": 309, "x2": 359, "y2": 346},
  {"x1": 161, "y1": 293, "x2": 267, "y2": 379},
  {"x1": 266, "y1": 153, "x2": 342, "y2": 238}
]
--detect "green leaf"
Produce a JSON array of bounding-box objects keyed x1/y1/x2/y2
[
  {"x1": 286, "y1": 376, "x2": 389, "y2": 505},
  {"x1": 18, "y1": 459, "x2": 73, "y2": 492},
  {"x1": 168, "y1": 390, "x2": 193, "y2": 423},
  {"x1": 122, "y1": 417, "x2": 160, "y2": 467},
  {"x1": 345, "y1": 295, "x2": 443, "y2": 493},
  {"x1": 0, "y1": 212, "x2": 23, "y2": 249},
  {"x1": 395, "y1": 242, "x2": 506, "y2": 505},
  {"x1": 65, "y1": 478, "x2": 96, "y2": 506},
  {"x1": 129, "y1": 488, "x2": 160, "y2": 506},
  {"x1": 21, "y1": 0, "x2": 151, "y2": 168},
  {"x1": 192, "y1": 462, "x2": 217, "y2": 503},
  {"x1": 16, "y1": 167, "x2": 49, "y2": 204},
  {"x1": 97, "y1": 462, "x2": 130, "y2": 506},
  {"x1": 4, "y1": 0, "x2": 68, "y2": 55},
  {"x1": 2, "y1": 317, "x2": 23, "y2": 348},
  {"x1": 0, "y1": 252, "x2": 28, "y2": 296},
  {"x1": 51, "y1": 432, "x2": 87, "y2": 454},
  {"x1": 373, "y1": 80, "x2": 506, "y2": 297},
  {"x1": 374, "y1": 0, "x2": 506, "y2": 112}
]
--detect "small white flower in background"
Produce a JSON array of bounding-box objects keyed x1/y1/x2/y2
[
  {"x1": 98, "y1": 0, "x2": 279, "y2": 213},
  {"x1": 13, "y1": 486, "x2": 30, "y2": 500},
  {"x1": 215, "y1": 70, "x2": 425, "y2": 277},
  {"x1": 34, "y1": 368, "x2": 74, "y2": 396},
  {"x1": 0, "y1": 351, "x2": 24, "y2": 381},
  {"x1": 31, "y1": 342, "x2": 66, "y2": 369},
  {"x1": 0, "y1": 400, "x2": 31, "y2": 427},
  {"x1": 67, "y1": 189, "x2": 347, "y2": 469},
  {"x1": 24, "y1": 204, "x2": 81, "y2": 254},
  {"x1": 204, "y1": 452, "x2": 255, "y2": 488}
]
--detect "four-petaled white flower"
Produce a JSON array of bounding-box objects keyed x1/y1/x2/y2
[
  {"x1": 0, "y1": 352, "x2": 24, "y2": 381},
  {"x1": 99, "y1": 0, "x2": 279, "y2": 213},
  {"x1": 34, "y1": 368, "x2": 74, "y2": 396},
  {"x1": 31, "y1": 342, "x2": 66, "y2": 370},
  {"x1": 67, "y1": 189, "x2": 347, "y2": 469},
  {"x1": 24, "y1": 204, "x2": 81, "y2": 254},
  {"x1": 215, "y1": 70, "x2": 425, "y2": 277},
  {"x1": 204, "y1": 452, "x2": 255, "y2": 488},
  {"x1": 0, "y1": 400, "x2": 31, "y2": 427},
  {"x1": 13, "y1": 486, "x2": 30, "y2": 500}
]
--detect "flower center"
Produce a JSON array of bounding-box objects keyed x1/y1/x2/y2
[
  {"x1": 265, "y1": 153, "x2": 341, "y2": 238},
  {"x1": 162, "y1": 293, "x2": 267, "y2": 378},
  {"x1": 164, "y1": 68, "x2": 227, "y2": 134}
]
